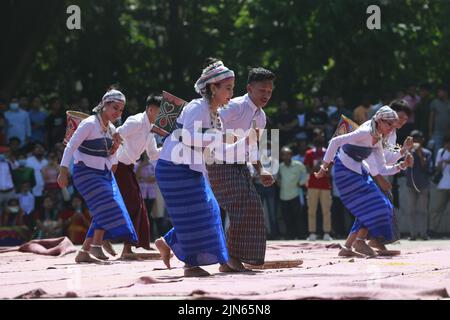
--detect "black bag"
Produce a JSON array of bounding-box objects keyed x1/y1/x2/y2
[{"x1": 432, "y1": 149, "x2": 445, "y2": 184}]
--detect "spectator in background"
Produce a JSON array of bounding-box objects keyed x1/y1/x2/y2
[
  {"x1": 353, "y1": 95, "x2": 372, "y2": 125},
  {"x1": 249, "y1": 140, "x2": 279, "y2": 239},
  {"x1": 45, "y1": 97, "x2": 66, "y2": 147},
  {"x1": 28, "y1": 96, "x2": 47, "y2": 144},
  {"x1": 276, "y1": 101, "x2": 299, "y2": 146},
  {"x1": 414, "y1": 84, "x2": 433, "y2": 141},
  {"x1": 0, "y1": 114, "x2": 6, "y2": 146},
  {"x1": 401, "y1": 84, "x2": 420, "y2": 140},
  {"x1": 1, "y1": 198, "x2": 28, "y2": 228},
  {"x1": 292, "y1": 136, "x2": 310, "y2": 164},
  {"x1": 26, "y1": 143, "x2": 48, "y2": 207},
  {"x1": 329, "y1": 97, "x2": 352, "y2": 131},
  {"x1": 277, "y1": 146, "x2": 308, "y2": 239},
  {"x1": 0, "y1": 151, "x2": 18, "y2": 215},
  {"x1": 19, "y1": 96, "x2": 30, "y2": 111},
  {"x1": 12, "y1": 153, "x2": 36, "y2": 192},
  {"x1": 305, "y1": 97, "x2": 328, "y2": 141},
  {"x1": 429, "y1": 85, "x2": 450, "y2": 155},
  {"x1": 8, "y1": 137, "x2": 22, "y2": 156},
  {"x1": 32, "y1": 195, "x2": 63, "y2": 239},
  {"x1": 4, "y1": 98, "x2": 31, "y2": 146},
  {"x1": 304, "y1": 129, "x2": 333, "y2": 241},
  {"x1": 59, "y1": 195, "x2": 91, "y2": 245},
  {"x1": 429, "y1": 135, "x2": 450, "y2": 236},
  {"x1": 404, "y1": 130, "x2": 433, "y2": 240},
  {"x1": 42, "y1": 151, "x2": 62, "y2": 205},
  {"x1": 79, "y1": 97, "x2": 90, "y2": 114},
  {"x1": 135, "y1": 153, "x2": 160, "y2": 240},
  {"x1": 18, "y1": 182, "x2": 35, "y2": 216}
]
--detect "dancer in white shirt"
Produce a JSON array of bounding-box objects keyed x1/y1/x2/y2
[
  {"x1": 57, "y1": 89, "x2": 138, "y2": 263},
  {"x1": 114, "y1": 94, "x2": 161, "y2": 259},
  {"x1": 315, "y1": 106, "x2": 413, "y2": 256}
]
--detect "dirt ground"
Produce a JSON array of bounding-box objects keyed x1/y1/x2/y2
[{"x1": 1, "y1": 240, "x2": 449, "y2": 300}]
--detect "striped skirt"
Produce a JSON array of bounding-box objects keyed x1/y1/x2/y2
[
  {"x1": 333, "y1": 157, "x2": 394, "y2": 243},
  {"x1": 207, "y1": 164, "x2": 266, "y2": 266},
  {"x1": 73, "y1": 162, "x2": 138, "y2": 243},
  {"x1": 155, "y1": 159, "x2": 228, "y2": 266}
]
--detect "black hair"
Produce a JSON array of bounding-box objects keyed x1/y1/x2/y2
[
  {"x1": 419, "y1": 83, "x2": 432, "y2": 91},
  {"x1": 247, "y1": 68, "x2": 276, "y2": 84},
  {"x1": 146, "y1": 94, "x2": 162, "y2": 109},
  {"x1": 389, "y1": 99, "x2": 412, "y2": 117},
  {"x1": 8, "y1": 136, "x2": 21, "y2": 144}
]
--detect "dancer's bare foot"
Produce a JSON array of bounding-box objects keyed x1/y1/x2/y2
[
  {"x1": 184, "y1": 266, "x2": 211, "y2": 277},
  {"x1": 352, "y1": 240, "x2": 376, "y2": 257},
  {"x1": 368, "y1": 239, "x2": 387, "y2": 251},
  {"x1": 89, "y1": 245, "x2": 109, "y2": 260},
  {"x1": 102, "y1": 241, "x2": 117, "y2": 256},
  {"x1": 75, "y1": 250, "x2": 109, "y2": 264},
  {"x1": 226, "y1": 256, "x2": 252, "y2": 272},
  {"x1": 219, "y1": 264, "x2": 240, "y2": 273},
  {"x1": 338, "y1": 246, "x2": 365, "y2": 258},
  {"x1": 155, "y1": 237, "x2": 171, "y2": 269}
]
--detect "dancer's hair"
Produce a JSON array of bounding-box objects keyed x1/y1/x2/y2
[
  {"x1": 146, "y1": 94, "x2": 162, "y2": 110},
  {"x1": 247, "y1": 68, "x2": 275, "y2": 84},
  {"x1": 389, "y1": 99, "x2": 411, "y2": 116}
]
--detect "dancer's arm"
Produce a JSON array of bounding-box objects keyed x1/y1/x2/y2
[{"x1": 58, "y1": 120, "x2": 93, "y2": 188}]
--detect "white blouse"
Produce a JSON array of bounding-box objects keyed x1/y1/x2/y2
[
  {"x1": 360, "y1": 120, "x2": 403, "y2": 176},
  {"x1": 60, "y1": 115, "x2": 118, "y2": 170},
  {"x1": 159, "y1": 98, "x2": 249, "y2": 173},
  {"x1": 323, "y1": 124, "x2": 400, "y2": 175},
  {"x1": 116, "y1": 112, "x2": 160, "y2": 165}
]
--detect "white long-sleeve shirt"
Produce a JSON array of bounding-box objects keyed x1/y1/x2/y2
[
  {"x1": 360, "y1": 120, "x2": 403, "y2": 176},
  {"x1": 219, "y1": 94, "x2": 266, "y2": 132},
  {"x1": 323, "y1": 124, "x2": 400, "y2": 176},
  {"x1": 116, "y1": 112, "x2": 160, "y2": 165},
  {"x1": 60, "y1": 115, "x2": 118, "y2": 170},
  {"x1": 159, "y1": 98, "x2": 249, "y2": 173}
]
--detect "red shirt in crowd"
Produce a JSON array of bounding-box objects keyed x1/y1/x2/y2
[{"x1": 303, "y1": 147, "x2": 332, "y2": 190}]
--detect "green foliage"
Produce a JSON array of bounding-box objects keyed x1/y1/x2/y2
[{"x1": 6, "y1": 0, "x2": 450, "y2": 108}]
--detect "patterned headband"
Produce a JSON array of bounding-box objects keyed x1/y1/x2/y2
[{"x1": 194, "y1": 61, "x2": 235, "y2": 96}]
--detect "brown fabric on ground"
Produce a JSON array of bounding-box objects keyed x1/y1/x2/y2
[
  {"x1": 0, "y1": 237, "x2": 76, "y2": 256},
  {"x1": 114, "y1": 162, "x2": 151, "y2": 250},
  {"x1": 207, "y1": 164, "x2": 266, "y2": 265}
]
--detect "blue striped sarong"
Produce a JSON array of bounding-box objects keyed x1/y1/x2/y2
[
  {"x1": 73, "y1": 162, "x2": 138, "y2": 243},
  {"x1": 333, "y1": 156, "x2": 394, "y2": 243},
  {"x1": 155, "y1": 159, "x2": 228, "y2": 266}
]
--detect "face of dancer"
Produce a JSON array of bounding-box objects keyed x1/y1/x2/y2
[
  {"x1": 377, "y1": 119, "x2": 396, "y2": 136},
  {"x1": 211, "y1": 77, "x2": 235, "y2": 106},
  {"x1": 103, "y1": 101, "x2": 125, "y2": 122},
  {"x1": 146, "y1": 104, "x2": 160, "y2": 124},
  {"x1": 394, "y1": 111, "x2": 408, "y2": 129},
  {"x1": 247, "y1": 80, "x2": 273, "y2": 108}
]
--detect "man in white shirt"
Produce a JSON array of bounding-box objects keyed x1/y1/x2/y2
[
  {"x1": 25, "y1": 143, "x2": 48, "y2": 203},
  {"x1": 207, "y1": 68, "x2": 276, "y2": 272},
  {"x1": 430, "y1": 135, "x2": 450, "y2": 234},
  {"x1": 114, "y1": 94, "x2": 162, "y2": 258}
]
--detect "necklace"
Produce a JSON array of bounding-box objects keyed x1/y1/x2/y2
[{"x1": 96, "y1": 114, "x2": 113, "y2": 156}]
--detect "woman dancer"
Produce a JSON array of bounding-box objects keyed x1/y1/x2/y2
[
  {"x1": 315, "y1": 107, "x2": 413, "y2": 255},
  {"x1": 154, "y1": 58, "x2": 250, "y2": 277},
  {"x1": 57, "y1": 89, "x2": 137, "y2": 263}
]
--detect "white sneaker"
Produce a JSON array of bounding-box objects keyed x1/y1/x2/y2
[
  {"x1": 307, "y1": 233, "x2": 317, "y2": 241},
  {"x1": 323, "y1": 233, "x2": 333, "y2": 241}
]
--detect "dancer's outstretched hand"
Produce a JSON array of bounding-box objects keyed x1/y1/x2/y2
[
  {"x1": 314, "y1": 163, "x2": 329, "y2": 179},
  {"x1": 57, "y1": 167, "x2": 69, "y2": 188},
  {"x1": 404, "y1": 153, "x2": 414, "y2": 167}
]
